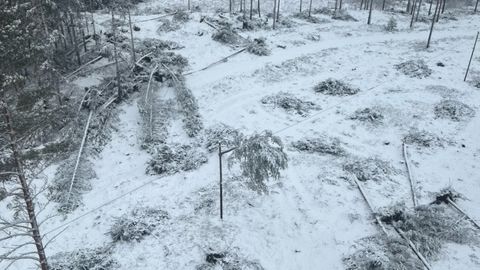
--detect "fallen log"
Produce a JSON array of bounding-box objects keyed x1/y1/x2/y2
[
  {"x1": 447, "y1": 197, "x2": 480, "y2": 229},
  {"x1": 403, "y1": 143, "x2": 418, "y2": 207},
  {"x1": 184, "y1": 47, "x2": 247, "y2": 75}
]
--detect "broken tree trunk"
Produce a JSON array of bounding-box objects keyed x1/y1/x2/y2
[
  {"x1": 128, "y1": 9, "x2": 136, "y2": 65},
  {"x1": 65, "y1": 110, "x2": 93, "y2": 209},
  {"x1": 403, "y1": 143, "x2": 418, "y2": 207},
  {"x1": 393, "y1": 225, "x2": 433, "y2": 270},
  {"x1": 447, "y1": 197, "x2": 480, "y2": 229},
  {"x1": 1, "y1": 101, "x2": 49, "y2": 270},
  {"x1": 464, "y1": 31, "x2": 479, "y2": 81}
]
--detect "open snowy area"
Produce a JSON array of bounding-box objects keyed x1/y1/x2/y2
[{"x1": 1, "y1": 0, "x2": 480, "y2": 269}]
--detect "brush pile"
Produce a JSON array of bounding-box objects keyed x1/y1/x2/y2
[
  {"x1": 147, "y1": 143, "x2": 208, "y2": 175},
  {"x1": 50, "y1": 246, "x2": 119, "y2": 270},
  {"x1": 291, "y1": 135, "x2": 345, "y2": 156},
  {"x1": 349, "y1": 107, "x2": 384, "y2": 125},
  {"x1": 109, "y1": 207, "x2": 169, "y2": 242},
  {"x1": 343, "y1": 157, "x2": 395, "y2": 182},
  {"x1": 434, "y1": 99, "x2": 475, "y2": 121},
  {"x1": 314, "y1": 79, "x2": 360, "y2": 96},
  {"x1": 395, "y1": 60, "x2": 432, "y2": 78},
  {"x1": 261, "y1": 92, "x2": 319, "y2": 115},
  {"x1": 403, "y1": 129, "x2": 443, "y2": 148}
]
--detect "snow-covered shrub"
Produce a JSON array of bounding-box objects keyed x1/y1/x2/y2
[
  {"x1": 314, "y1": 78, "x2": 360, "y2": 96},
  {"x1": 109, "y1": 207, "x2": 169, "y2": 242},
  {"x1": 157, "y1": 52, "x2": 189, "y2": 76},
  {"x1": 230, "y1": 131, "x2": 288, "y2": 193},
  {"x1": 434, "y1": 100, "x2": 475, "y2": 121},
  {"x1": 332, "y1": 10, "x2": 358, "y2": 21},
  {"x1": 380, "y1": 204, "x2": 476, "y2": 258},
  {"x1": 293, "y1": 12, "x2": 325, "y2": 24},
  {"x1": 212, "y1": 28, "x2": 239, "y2": 45},
  {"x1": 343, "y1": 157, "x2": 395, "y2": 182},
  {"x1": 395, "y1": 60, "x2": 432, "y2": 78},
  {"x1": 157, "y1": 19, "x2": 180, "y2": 33},
  {"x1": 343, "y1": 235, "x2": 424, "y2": 270},
  {"x1": 349, "y1": 107, "x2": 384, "y2": 125},
  {"x1": 0, "y1": 187, "x2": 7, "y2": 201},
  {"x1": 403, "y1": 129, "x2": 443, "y2": 147},
  {"x1": 197, "y1": 251, "x2": 264, "y2": 270},
  {"x1": 48, "y1": 156, "x2": 96, "y2": 213},
  {"x1": 385, "y1": 17, "x2": 398, "y2": 32},
  {"x1": 175, "y1": 80, "x2": 203, "y2": 137},
  {"x1": 147, "y1": 144, "x2": 208, "y2": 175},
  {"x1": 261, "y1": 92, "x2": 319, "y2": 115},
  {"x1": 49, "y1": 246, "x2": 119, "y2": 270},
  {"x1": 173, "y1": 9, "x2": 190, "y2": 22},
  {"x1": 291, "y1": 136, "x2": 345, "y2": 156},
  {"x1": 204, "y1": 123, "x2": 244, "y2": 153},
  {"x1": 247, "y1": 38, "x2": 271, "y2": 56}
]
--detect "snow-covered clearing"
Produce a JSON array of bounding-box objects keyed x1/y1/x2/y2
[{"x1": 3, "y1": 1, "x2": 480, "y2": 269}]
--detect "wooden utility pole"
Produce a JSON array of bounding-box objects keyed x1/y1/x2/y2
[
  {"x1": 218, "y1": 144, "x2": 237, "y2": 220},
  {"x1": 367, "y1": 0, "x2": 374, "y2": 24},
  {"x1": 464, "y1": 32, "x2": 479, "y2": 81},
  {"x1": 426, "y1": 0, "x2": 439, "y2": 48},
  {"x1": 1, "y1": 101, "x2": 49, "y2": 270}
]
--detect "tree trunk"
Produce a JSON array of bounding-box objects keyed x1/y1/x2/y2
[
  {"x1": 360, "y1": 0, "x2": 365, "y2": 10},
  {"x1": 436, "y1": 0, "x2": 441, "y2": 21},
  {"x1": 339, "y1": 0, "x2": 343, "y2": 9},
  {"x1": 410, "y1": 0, "x2": 417, "y2": 27},
  {"x1": 415, "y1": 0, "x2": 423, "y2": 20},
  {"x1": 128, "y1": 9, "x2": 136, "y2": 64},
  {"x1": 382, "y1": 0, "x2": 386, "y2": 10},
  {"x1": 300, "y1": 0, "x2": 303, "y2": 12},
  {"x1": 230, "y1": 0, "x2": 233, "y2": 14},
  {"x1": 276, "y1": 0, "x2": 281, "y2": 21},
  {"x1": 475, "y1": 0, "x2": 479, "y2": 12},
  {"x1": 1, "y1": 102, "x2": 49, "y2": 270},
  {"x1": 367, "y1": 0, "x2": 374, "y2": 24},
  {"x1": 272, "y1": 0, "x2": 277, "y2": 28},
  {"x1": 70, "y1": 15, "x2": 82, "y2": 66},
  {"x1": 441, "y1": 0, "x2": 446, "y2": 13},
  {"x1": 258, "y1": 0, "x2": 261, "y2": 17},
  {"x1": 407, "y1": 0, "x2": 411, "y2": 12},
  {"x1": 428, "y1": 0, "x2": 433, "y2": 15},
  {"x1": 427, "y1": 0, "x2": 439, "y2": 48},
  {"x1": 335, "y1": 0, "x2": 339, "y2": 10},
  {"x1": 111, "y1": 11, "x2": 122, "y2": 99},
  {"x1": 250, "y1": 0, "x2": 254, "y2": 19},
  {"x1": 308, "y1": 0, "x2": 313, "y2": 16}
]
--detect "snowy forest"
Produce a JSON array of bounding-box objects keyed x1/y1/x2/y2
[{"x1": 1, "y1": 0, "x2": 480, "y2": 269}]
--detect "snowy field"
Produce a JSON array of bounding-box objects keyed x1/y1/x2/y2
[{"x1": 2, "y1": 0, "x2": 480, "y2": 269}]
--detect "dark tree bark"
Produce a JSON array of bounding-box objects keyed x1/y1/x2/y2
[
  {"x1": 258, "y1": 0, "x2": 262, "y2": 17},
  {"x1": 427, "y1": 0, "x2": 440, "y2": 48},
  {"x1": 111, "y1": 11, "x2": 122, "y2": 98},
  {"x1": 127, "y1": 9, "x2": 136, "y2": 64},
  {"x1": 276, "y1": 0, "x2": 280, "y2": 21},
  {"x1": 415, "y1": 0, "x2": 422, "y2": 20},
  {"x1": 272, "y1": 0, "x2": 277, "y2": 28},
  {"x1": 475, "y1": 0, "x2": 479, "y2": 12},
  {"x1": 308, "y1": 0, "x2": 313, "y2": 16},
  {"x1": 410, "y1": 0, "x2": 417, "y2": 27},
  {"x1": 300, "y1": 0, "x2": 303, "y2": 12},
  {"x1": 367, "y1": 0, "x2": 374, "y2": 24},
  {"x1": 1, "y1": 102, "x2": 49, "y2": 270},
  {"x1": 250, "y1": 0, "x2": 253, "y2": 19}
]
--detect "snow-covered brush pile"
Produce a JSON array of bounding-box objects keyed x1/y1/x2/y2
[
  {"x1": 312, "y1": 7, "x2": 334, "y2": 15},
  {"x1": 88, "y1": 106, "x2": 121, "y2": 154},
  {"x1": 48, "y1": 156, "x2": 96, "y2": 213},
  {"x1": 434, "y1": 99, "x2": 475, "y2": 121},
  {"x1": 147, "y1": 143, "x2": 208, "y2": 175},
  {"x1": 237, "y1": 16, "x2": 268, "y2": 30},
  {"x1": 394, "y1": 60, "x2": 432, "y2": 78},
  {"x1": 332, "y1": 10, "x2": 358, "y2": 21},
  {"x1": 343, "y1": 157, "x2": 396, "y2": 182},
  {"x1": 109, "y1": 207, "x2": 169, "y2": 242},
  {"x1": 349, "y1": 107, "x2": 384, "y2": 125},
  {"x1": 380, "y1": 204, "x2": 477, "y2": 258},
  {"x1": 49, "y1": 246, "x2": 119, "y2": 270},
  {"x1": 293, "y1": 12, "x2": 327, "y2": 24},
  {"x1": 314, "y1": 78, "x2": 360, "y2": 96},
  {"x1": 247, "y1": 37, "x2": 271, "y2": 56},
  {"x1": 403, "y1": 129, "x2": 443, "y2": 148},
  {"x1": 173, "y1": 9, "x2": 190, "y2": 22},
  {"x1": 197, "y1": 250, "x2": 264, "y2": 270},
  {"x1": 175, "y1": 79, "x2": 204, "y2": 137},
  {"x1": 203, "y1": 123, "x2": 244, "y2": 153},
  {"x1": 157, "y1": 18, "x2": 181, "y2": 33},
  {"x1": 230, "y1": 131, "x2": 288, "y2": 193},
  {"x1": 344, "y1": 235, "x2": 424, "y2": 270},
  {"x1": 136, "y1": 38, "x2": 184, "y2": 55},
  {"x1": 291, "y1": 136, "x2": 346, "y2": 156},
  {"x1": 261, "y1": 91, "x2": 319, "y2": 115},
  {"x1": 156, "y1": 52, "x2": 189, "y2": 81},
  {"x1": 138, "y1": 96, "x2": 174, "y2": 151},
  {"x1": 212, "y1": 27, "x2": 240, "y2": 45}
]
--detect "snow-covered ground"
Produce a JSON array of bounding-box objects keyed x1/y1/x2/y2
[{"x1": 3, "y1": 1, "x2": 480, "y2": 269}]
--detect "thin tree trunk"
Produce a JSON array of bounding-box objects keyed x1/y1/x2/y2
[
  {"x1": 407, "y1": 0, "x2": 411, "y2": 12},
  {"x1": 367, "y1": 0, "x2": 374, "y2": 24},
  {"x1": 91, "y1": 13, "x2": 98, "y2": 45},
  {"x1": 335, "y1": 0, "x2": 339, "y2": 11},
  {"x1": 276, "y1": 0, "x2": 280, "y2": 21},
  {"x1": 436, "y1": 0, "x2": 441, "y2": 21},
  {"x1": 70, "y1": 15, "x2": 82, "y2": 65},
  {"x1": 339, "y1": 0, "x2": 343, "y2": 9},
  {"x1": 360, "y1": 0, "x2": 365, "y2": 10},
  {"x1": 272, "y1": 0, "x2": 277, "y2": 28},
  {"x1": 128, "y1": 9, "x2": 136, "y2": 64},
  {"x1": 1, "y1": 102, "x2": 49, "y2": 270},
  {"x1": 250, "y1": 0, "x2": 253, "y2": 19},
  {"x1": 410, "y1": 0, "x2": 417, "y2": 27},
  {"x1": 427, "y1": 0, "x2": 439, "y2": 48},
  {"x1": 441, "y1": 0, "x2": 446, "y2": 13},
  {"x1": 81, "y1": 29, "x2": 87, "y2": 52},
  {"x1": 416, "y1": 0, "x2": 423, "y2": 20},
  {"x1": 308, "y1": 0, "x2": 313, "y2": 16},
  {"x1": 464, "y1": 32, "x2": 479, "y2": 81},
  {"x1": 403, "y1": 143, "x2": 417, "y2": 207},
  {"x1": 230, "y1": 0, "x2": 233, "y2": 14},
  {"x1": 428, "y1": 0, "x2": 433, "y2": 14},
  {"x1": 258, "y1": 0, "x2": 261, "y2": 17},
  {"x1": 382, "y1": 0, "x2": 386, "y2": 10},
  {"x1": 188, "y1": 0, "x2": 191, "y2": 10},
  {"x1": 300, "y1": 0, "x2": 303, "y2": 12},
  {"x1": 111, "y1": 11, "x2": 122, "y2": 98},
  {"x1": 475, "y1": 0, "x2": 479, "y2": 12},
  {"x1": 84, "y1": 13, "x2": 89, "y2": 34}
]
